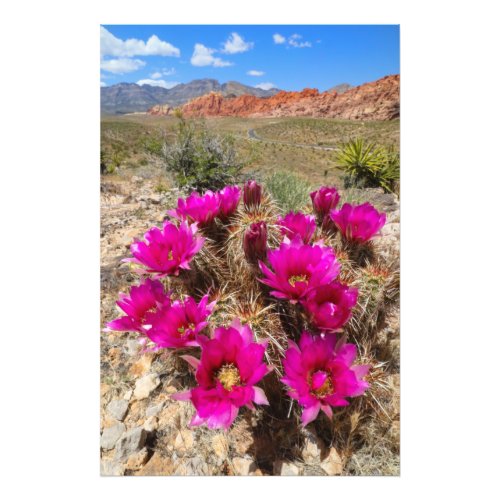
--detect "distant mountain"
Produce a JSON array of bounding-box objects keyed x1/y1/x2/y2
[
  {"x1": 328, "y1": 83, "x2": 353, "y2": 94},
  {"x1": 101, "y1": 79, "x2": 280, "y2": 115}
]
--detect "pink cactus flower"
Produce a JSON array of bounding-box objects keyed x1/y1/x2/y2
[
  {"x1": 281, "y1": 332, "x2": 370, "y2": 426},
  {"x1": 243, "y1": 221, "x2": 267, "y2": 263},
  {"x1": 171, "y1": 319, "x2": 272, "y2": 430},
  {"x1": 277, "y1": 212, "x2": 316, "y2": 244},
  {"x1": 303, "y1": 282, "x2": 358, "y2": 332},
  {"x1": 259, "y1": 236, "x2": 340, "y2": 303},
  {"x1": 168, "y1": 190, "x2": 220, "y2": 226},
  {"x1": 310, "y1": 186, "x2": 341, "y2": 218},
  {"x1": 145, "y1": 294, "x2": 216, "y2": 349},
  {"x1": 124, "y1": 220, "x2": 204, "y2": 277},
  {"x1": 218, "y1": 185, "x2": 241, "y2": 218},
  {"x1": 106, "y1": 279, "x2": 171, "y2": 334},
  {"x1": 243, "y1": 180, "x2": 262, "y2": 209},
  {"x1": 330, "y1": 203, "x2": 386, "y2": 244}
]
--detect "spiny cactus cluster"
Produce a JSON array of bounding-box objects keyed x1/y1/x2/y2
[{"x1": 106, "y1": 180, "x2": 399, "y2": 438}]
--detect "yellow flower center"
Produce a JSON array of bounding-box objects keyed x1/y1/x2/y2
[
  {"x1": 177, "y1": 323, "x2": 196, "y2": 335},
  {"x1": 309, "y1": 373, "x2": 334, "y2": 398},
  {"x1": 167, "y1": 250, "x2": 174, "y2": 260},
  {"x1": 288, "y1": 274, "x2": 308, "y2": 287},
  {"x1": 216, "y1": 363, "x2": 241, "y2": 391}
]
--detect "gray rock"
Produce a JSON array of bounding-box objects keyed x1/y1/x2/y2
[
  {"x1": 232, "y1": 457, "x2": 257, "y2": 475},
  {"x1": 126, "y1": 338, "x2": 140, "y2": 356},
  {"x1": 301, "y1": 429, "x2": 326, "y2": 464},
  {"x1": 176, "y1": 457, "x2": 209, "y2": 475},
  {"x1": 145, "y1": 402, "x2": 164, "y2": 417},
  {"x1": 274, "y1": 460, "x2": 301, "y2": 476},
  {"x1": 100, "y1": 422, "x2": 125, "y2": 450},
  {"x1": 133, "y1": 373, "x2": 160, "y2": 400},
  {"x1": 115, "y1": 427, "x2": 147, "y2": 461},
  {"x1": 100, "y1": 459, "x2": 125, "y2": 476},
  {"x1": 107, "y1": 399, "x2": 128, "y2": 421}
]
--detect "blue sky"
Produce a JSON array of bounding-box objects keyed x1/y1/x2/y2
[{"x1": 101, "y1": 25, "x2": 399, "y2": 92}]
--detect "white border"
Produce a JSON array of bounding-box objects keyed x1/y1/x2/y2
[{"x1": 2, "y1": 0, "x2": 500, "y2": 498}]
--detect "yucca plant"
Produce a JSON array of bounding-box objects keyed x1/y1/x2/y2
[{"x1": 336, "y1": 139, "x2": 399, "y2": 194}]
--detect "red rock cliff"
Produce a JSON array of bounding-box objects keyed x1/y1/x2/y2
[{"x1": 148, "y1": 75, "x2": 400, "y2": 121}]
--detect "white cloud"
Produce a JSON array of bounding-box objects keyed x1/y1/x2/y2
[
  {"x1": 137, "y1": 79, "x2": 180, "y2": 89},
  {"x1": 288, "y1": 34, "x2": 312, "y2": 48},
  {"x1": 190, "y1": 43, "x2": 232, "y2": 67},
  {"x1": 222, "y1": 32, "x2": 253, "y2": 54},
  {"x1": 273, "y1": 33, "x2": 312, "y2": 49},
  {"x1": 247, "y1": 70, "x2": 264, "y2": 76},
  {"x1": 255, "y1": 82, "x2": 276, "y2": 91},
  {"x1": 100, "y1": 26, "x2": 180, "y2": 57},
  {"x1": 150, "y1": 68, "x2": 176, "y2": 79},
  {"x1": 100, "y1": 58, "x2": 146, "y2": 74},
  {"x1": 273, "y1": 33, "x2": 286, "y2": 44},
  {"x1": 100, "y1": 81, "x2": 106, "y2": 87}
]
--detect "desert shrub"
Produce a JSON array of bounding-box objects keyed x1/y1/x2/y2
[
  {"x1": 100, "y1": 150, "x2": 123, "y2": 174},
  {"x1": 161, "y1": 118, "x2": 243, "y2": 192},
  {"x1": 265, "y1": 171, "x2": 311, "y2": 213},
  {"x1": 336, "y1": 138, "x2": 400, "y2": 194}
]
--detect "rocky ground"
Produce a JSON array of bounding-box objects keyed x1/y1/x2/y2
[{"x1": 100, "y1": 173, "x2": 400, "y2": 476}]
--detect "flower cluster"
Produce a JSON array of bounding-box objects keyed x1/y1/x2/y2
[
  {"x1": 107, "y1": 180, "x2": 388, "y2": 430},
  {"x1": 168, "y1": 185, "x2": 241, "y2": 226}
]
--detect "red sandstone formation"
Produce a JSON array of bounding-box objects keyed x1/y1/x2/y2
[{"x1": 148, "y1": 75, "x2": 400, "y2": 121}]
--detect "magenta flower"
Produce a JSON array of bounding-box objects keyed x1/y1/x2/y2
[
  {"x1": 124, "y1": 220, "x2": 204, "y2": 277},
  {"x1": 281, "y1": 332, "x2": 370, "y2": 426},
  {"x1": 146, "y1": 294, "x2": 216, "y2": 349},
  {"x1": 218, "y1": 185, "x2": 241, "y2": 219},
  {"x1": 171, "y1": 319, "x2": 272, "y2": 429},
  {"x1": 106, "y1": 279, "x2": 171, "y2": 334},
  {"x1": 277, "y1": 212, "x2": 316, "y2": 244},
  {"x1": 259, "y1": 237, "x2": 340, "y2": 303},
  {"x1": 310, "y1": 186, "x2": 340, "y2": 218},
  {"x1": 243, "y1": 180, "x2": 262, "y2": 209},
  {"x1": 330, "y1": 203, "x2": 386, "y2": 244},
  {"x1": 168, "y1": 191, "x2": 220, "y2": 226},
  {"x1": 303, "y1": 282, "x2": 358, "y2": 332},
  {"x1": 243, "y1": 221, "x2": 267, "y2": 263}
]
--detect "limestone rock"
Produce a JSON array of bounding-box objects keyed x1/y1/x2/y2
[
  {"x1": 133, "y1": 373, "x2": 160, "y2": 400},
  {"x1": 274, "y1": 460, "x2": 301, "y2": 476},
  {"x1": 144, "y1": 416, "x2": 158, "y2": 433},
  {"x1": 301, "y1": 429, "x2": 326, "y2": 464},
  {"x1": 125, "y1": 448, "x2": 149, "y2": 470},
  {"x1": 115, "y1": 427, "x2": 147, "y2": 461},
  {"x1": 100, "y1": 422, "x2": 125, "y2": 450},
  {"x1": 106, "y1": 399, "x2": 128, "y2": 421},
  {"x1": 232, "y1": 457, "x2": 257, "y2": 475},
  {"x1": 320, "y1": 448, "x2": 343, "y2": 475},
  {"x1": 100, "y1": 459, "x2": 125, "y2": 476},
  {"x1": 174, "y1": 429, "x2": 194, "y2": 454},
  {"x1": 146, "y1": 402, "x2": 164, "y2": 418},
  {"x1": 135, "y1": 453, "x2": 174, "y2": 476}
]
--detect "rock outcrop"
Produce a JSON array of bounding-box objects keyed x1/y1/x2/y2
[{"x1": 152, "y1": 75, "x2": 399, "y2": 121}]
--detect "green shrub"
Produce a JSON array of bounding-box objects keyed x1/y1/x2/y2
[
  {"x1": 265, "y1": 171, "x2": 311, "y2": 213},
  {"x1": 336, "y1": 138, "x2": 399, "y2": 194},
  {"x1": 161, "y1": 118, "x2": 243, "y2": 192}
]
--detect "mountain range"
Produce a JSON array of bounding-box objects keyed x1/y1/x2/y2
[{"x1": 100, "y1": 79, "x2": 280, "y2": 115}]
